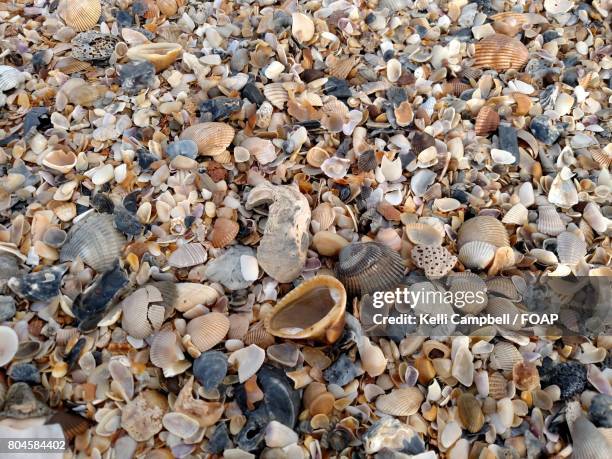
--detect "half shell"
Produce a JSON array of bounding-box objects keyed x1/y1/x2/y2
[
  {"x1": 210, "y1": 218, "x2": 239, "y2": 248},
  {"x1": 557, "y1": 231, "x2": 587, "y2": 264},
  {"x1": 61, "y1": 0, "x2": 101, "y2": 32},
  {"x1": 42, "y1": 150, "x2": 77, "y2": 174},
  {"x1": 180, "y1": 122, "x2": 235, "y2": 157},
  {"x1": 186, "y1": 312, "x2": 230, "y2": 352},
  {"x1": 474, "y1": 34, "x2": 529, "y2": 71},
  {"x1": 405, "y1": 223, "x2": 444, "y2": 246},
  {"x1": 0, "y1": 325, "x2": 18, "y2": 367},
  {"x1": 490, "y1": 342, "x2": 523, "y2": 372},
  {"x1": 265, "y1": 275, "x2": 346, "y2": 344},
  {"x1": 537, "y1": 206, "x2": 565, "y2": 236},
  {"x1": 375, "y1": 387, "x2": 424, "y2": 416},
  {"x1": 458, "y1": 241, "x2": 497, "y2": 269},
  {"x1": 475, "y1": 106, "x2": 500, "y2": 136},
  {"x1": 457, "y1": 216, "x2": 509, "y2": 249}
]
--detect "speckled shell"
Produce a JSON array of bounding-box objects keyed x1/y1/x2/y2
[
  {"x1": 474, "y1": 34, "x2": 529, "y2": 71},
  {"x1": 375, "y1": 387, "x2": 424, "y2": 416},
  {"x1": 411, "y1": 245, "x2": 457, "y2": 279},
  {"x1": 62, "y1": 0, "x2": 101, "y2": 32},
  {"x1": 263, "y1": 83, "x2": 289, "y2": 109},
  {"x1": 490, "y1": 342, "x2": 523, "y2": 372},
  {"x1": 265, "y1": 275, "x2": 346, "y2": 344},
  {"x1": 186, "y1": 312, "x2": 230, "y2": 352},
  {"x1": 458, "y1": 241, "x2": 497, "y2": 269},
  {"x1": 537, "y1": 206, "x2": 565, "y2": 236},
  {"x1": 60, "y1": 213, "x2": 126, "y2": 272},
  {"x1": 457, "y1": 216, "x2": 509, "y2": 249},
  {"x1": 335, "y1": 242, "x2": 404, "y2": 297},
  {"x1": 180, "y1": 122, "x2": 235, "y2": 157},
  {"x1": 126, "y1": 43, "x2": 182, "y2": 72},
  {"x1": 474, "y1": 106, "x2": 500, "y2": 136},
  {"x1": 557, "y1": 231, "x2": 587, "y2": 264},
  {"x1": 210, "y1": 218, "x2": 239, "y2": 248}
]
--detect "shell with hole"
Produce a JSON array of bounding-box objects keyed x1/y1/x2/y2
[{"x1": 265, "y1": 275, "x2": 346, "y2": 344}]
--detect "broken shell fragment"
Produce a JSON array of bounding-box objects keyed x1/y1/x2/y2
[
  {"x1": 126, "y1": 43, "x2": 182, "y2": 72},
  {"x1": 180, "y1": 122, "x2": 235, "y2": 157},
  {"x1": 228, "y1": 344, "x2": 265, "y2": 383}
]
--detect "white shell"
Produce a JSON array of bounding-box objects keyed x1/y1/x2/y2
[
  {"x1": 544, "y1": 0, "x2": 573, "y2": 14},
  {"x1": 411, "y1": 169, "x2": 437, "y2": 197},
  {"x1": 583, "y1": 202, "x2": 610, "y2": 235},
  {"x1": 0, "y1": 326, "x2": 18, "y2": 366},
  {"x1": 557, "y1": 231, "x2": 587, "y2": 264},
  {"x1": 228, "y1": 344, "x2": 265, "y2": 383},
  {"x1": 380, "y1": 156, "x2": 403, "y2": 182},
  {"x1": 538, "y1": 206, "x2": 566, "y2": 236},
  {"x1": 491, "y1": 149, "x2": 516, "y2": 165},
  {"x1": 0, "y1": 65, "x2": 25, "y2": 92},
  {"x1": 386, "y1": 58, "x2": 402, "y2": 82},
  {"x1": 517, "y1": 182, "x2": 535, "y2": 207},
  {"x1": 502, "y1": 203, "x2": 528, "y2": 225},
  {"x1": 458, "y1": 241, "x2": 496, "y2": 269},
  {"x1": 291, "y1": 13, "x2": 315, "y2": 43}
]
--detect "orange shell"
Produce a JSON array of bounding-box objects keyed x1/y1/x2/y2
[
  {"x1": 157, "y1": 0, "x2": 178, "y2": 16},
  {"x1": 474, "y1": 106, "x2": 500, "y2": 136},
  {"x1": 180, "y1": 122, "x2": 235, "y2": 157},
  {"x1": 474, "y1": 34, "x2": 529, "y2": 71},
  {"x1": 210, "y1": 218, "x2": 239, "y2": 248},
  {"x1": 442, "y1": 79, "x2": 471, "y2": 96},
  {"x1": 186, "y1": 312, "x2": 230, "y2": 352},
  {"x1": 62, "y1": 0, "x2": 101, "y2": 32}
]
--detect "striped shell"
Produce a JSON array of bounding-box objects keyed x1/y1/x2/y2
[
  {"x1": 375, "y1": 387, "x2": 424, "y2": 416},
  {"x1": 458, "y1": 241, "x2": 497, "y2": 269},
  {"x1": 243, "y1": 321, "x2": 275, "y2": 348},
  {"x1": 0, "y1": 65, "x2": 26, "y2": 92},
  {"x1": 570, "y1": 415, "x2": 609, "y2": 459},
  {"x1": 488, "y1": 372, "x2": 509, "y2": 399},
  {"x1": 485, "y1": 297, "x2": 523, "y2": 331},
  {"x1": 411, "y1": 245, "x2": 457, "y2": 279},
  {"x1": 210, "y1": 218, "x2": 239, "y2": 248},
  {"x1": 180, "y1": 122, "x2": 234, "y2": 157},
  {"x1": 537, "y1": 206, "x2": 565, "y2": 236},
  {"x1": 486, "y1": 277, "x2": 520, "y2": 301},
  {"x1": 490, "y1": 342, "x2": 523, "y2": 372},
  {"x1": 474, "y1": 106, "x2": 500, "y2": 136},
  {"x1": 328, "y1": 56, "x2": 359, "y2": 80},
  {"x1": 502, "y1": 203, "x2": 528, "y2": 225},
  {"x1": 311, "y1": 203, "x2": 335, "y2": 231},
  {"x1": 150, "y1": 330, "x2": 184, "y2": 368},
  {"x1": 121, "y1": 286, "x2": 166, "y2": 339},
  {"x1": 126, "y1": 43, "x2": 182, "y2": 72},
  {"x1": 457, "y1": 216, "x2": 509, "y2": 248},
  {"x1": 491, "y1": 12, "x2": 530, "y2": 36},
  {"x1": 264, "y1": 83, "x2": 288, "y2": 109},
  {"x1": 442, "y1": 79, "x2": 471, "y2": 96},
  {"x1": 157, "y1": 0, "x2": 178, "y2": 16},
  {"x1": 168, "y1": 243, "x2": 207, "y2": 268},
  {"x1": 186, "y1": 312, "x2": 230, "y2": 352},
  {"x1": 357, "y1": 150, "x2": 377, "y2": 172},
  {"x1": 335, "y1": 242, "x2": 404, "y2": 297},
  {"x1": 171, "y1": 283, "x2": 219, "y2": 312},
  {"x1": 54, "y1": 57, "x2": 92, "y2": 74},
  {"x1": 62, "y1": 0, "x2": 101, "y2": 32},
  {"x1": 446, "y1": 273, "x2": 488, "y2": 314},
  {"x1": 557, "y1": 231, "x2": 587, "y2": 264},
  {"x1": 474, "y1": 34, "x2": 529, "y2": 71},
  {"x1": 60, "y1": 213, "x2": 126, "y2": 272},
  {"x1": 405, "y1": 223, "x2": 444, "y2": 246}
]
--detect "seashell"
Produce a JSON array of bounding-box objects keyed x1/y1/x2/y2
[
  {"x1": 452, "y1": 345, "x2": 474, "y2": 387},
  {"x1": 357, "y1": 150, "x2": 377, "y2": 172},
  {"x1": 502, "y1": 203, "x2": 528, "y2": 225},
  {"x1": 488, "y1": 372, "x2": 509, "y2": 399},
  {"x1": 121, "y1": 286, "x2": 166, "y2": 339},
  {"x1": 265, "y1": 275, "x2": 346, "y2": 344},
  {"x1": 267, "y1": 343, "x2": 300, "y2": 367},
  {"x1": 0, "y1": 325, "x2": 18, "y2": 367},
  {"x1": 60, "y1": 0, "x2": 101, "y2": 32},
  {"x1": 446, "y1": 273, "x2": 488, "y2": 314},
  {"x1": 54, "y1": 57, "x2": 92, "y2": 74},
  {"x1": 243, "y1": 321, "x2": 274, "y2": 348},
  {"x1": 405, "y1": 223, "x2": 444, "y2": 246},
  {"x1": 457, "y1": 216, "x2": 509, "y2": 249},
  {"x1": 475, "y1": 106, "x2": 500, "y2": 136},
  {"x1": 457, "y1": 393, "x2": 484, "y2": 433},
  {"x1": 263, "y1": 83, "x2": 289, "y2": 109},
  {"x1": 568, "y1": 413, "x2": 609, "y2": 459},
  {"x1": 544, "y1": 0, "x2": 573, "y2": 14},
  {"x1": 186, "y1": 312, "x2": 230, "y2": 352},
  {"x1": 548, "y1": 167, "x2": 578, "y2": 208},
  {"x1": 60, "y1": 212, "x2": 125, "y2": 272},
  {"x1": 328, "y1": 56, "x2": 359, "y2": 80},
  {"x1": 491, "y1": 148, "x2": 516, "y2": 165},
  {"x1": 180, "y1": 122, "x2": 234, "y2": 157},
  {"x1": 242, "y1": 137, "x2": 276, "y2": 165},
  {"x1": 43, "y1": 228, "x2": 67, "y2": 248},
  {"x1": 126, "y1": 43, "x2": 182, "y2": 72},
  {"x1": 42, "y1": 150, "x2": 78, "y2": 174},
  {"x1": 410, "y1": 169, "x2": 437, "y2": 197},
  {"x1": 312, "y1": 231, "x2": 349, "y2": 257},
  {"x1": 537, "y1": 206, "x2": 565, "y2": 236},
  {"x1": 335, "y1": 242, "x2": 404, "y2": 297},
  {"x1": 309, "y1": 391, "x2": 334, "y2": 415},
  {"x1": 174, "y1": 376, "x2": 223, "y2": 428},
  {"x1": 9, "y1": 264, "x2": 68, "y2": 302},
  {"x1": 386, "y1": 58, "x2": 402, "y2": 82},
  {"x1": 149, "y1": 330, "x2": 184, "y2": 368},
  {"x1": 490, "y1": 342, "x2": 523, "y2": 372},
  {"x1": 393, "y1": 101, "x2": 413, "y2": 127},
  {"x1": 168, "y1": 243, "x2": 207, "y2": 268},
  {"x1": 311, "y1": 203, "x2": 335, "y2": 231},
  {"x1": 556, "y1": 231, "x2": 587, "y2": 264},
  {"x1": 442, "y1": 79, "x2": 471, "y2": 96},
  {"x1": 193, "y1": 351, "x2": 228, "y2": 391},
  {"x1": 306, "y1": 147, "x2": 330, "y2": 168},
  {"x1": 357, "y1": 336, "x2": 387, "y2": 377},
  {"x1": 583, "y1": 202, "x2": 610, "y2": 235},
  {"x1": 228, "y1": 344, "x2": 265, "y2": 383},
  {"x1": 157, "y1": 0, "x2": 178, "y2": 16},
  {"x1": 513, "y1": 361, "x2": 540, "y2": 391},
  {"x1": 375, "y1": 387, "x2": 424, "y2": 416},
  {"x1": 474, "y1": 34, "x2": 529, "y2": 71},
  {"x1": 210, "y1": 218, "x2": 239, "y2": 248},
  {"x1": 411, "y1": 245, "x2": 457, "y2": 279},
  {"x1": 0, "y1": 65, "x2": 26, "y2": 92},
  {"x1": 291, "y1": 13, "x2": 315, "y2": 44},
  {"x1": 265, "y1": 420, "x2": 298, "y2": 448},
  {"x1": 0, "y1": 382, "x2": 52, "y2": 419},
  {"x1": 162, "y1": 412, "x2": 199, "y2": 439}
]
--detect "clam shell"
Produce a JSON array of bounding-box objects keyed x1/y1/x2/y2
[
  {"x1": 457, "y1": 216, "x2": 509, "y2": 249},
  {"x1": 264, "y1": 83, "x2": 289, "y2": 109},
  {"x1": 243, "y1": 321, "x2": 275, "y2": 348},
  {"x1": 0, "y1": 65, "x2": 25, "y2": 92},
  {"x1": 210, "y1": 218, "x2": 239, "y2": 248},
  {"x1": 193, "y1": 351, "x2": 228, "y2": 391},
  {"x1": 162, "y1": 412, "x2": 199, "y2": 439},
  {"x1": 411, "y1": 245, "x2": 457, "y2": 279},
  {"x1": 61, "y1": 0, "x2": 101, "y2": 32},
  {"x1": 242, "y1": 137, "x2": 276, "y2": 165},
  {"x1": 405, "y1": 223, "x2": 444, "y2": 246},
  {"x1": 168, "y1": 243, "x2": 207, "y2": 268},
  {"x1": 475, "y1": 106, "x2": 500, "y2": 136},
  {"x1": 474, "y1": 34, "x2": 529, "y2": 71},
  {"x1": 121, "y1": 286, "x2": 165, "y2": 339},
  {"x1": 126, "y1": 43, "x2": 182, "y2": 72},
  {"x1": 537, "y1": 206, "x2": 565, "y2": 236},
  {"x1": 180, "y1": 122, "x2": 235, "y2": 157},
  {"x1": 458, "y1": 241, "x2": 497, "y2": 269},
  {"x1": 306, "y1": 147, "x2": 330, "y2": 168},
  {"x1": 486, "y1": 277, "x2": 520, "y2": 301},
  {"x1": 357, "y1": 150, "x2": 377, "y2": 172},
  {"x1": 485, "y1": 296, "x2": 523, "y2": 331},
  {"x1": 557, "y1": 231, "x2": 587, "y2": 264},
  {"x1": 457, "y1": 393, "x2": 484, "y2": 433},
  {"x1": 186, "y1": 312, "x2": 230, "y2": 352},
  {"x1": 149, "y1": 330, "x2": 184, "y2": 368},
  {"x1": 43, "y1": 228, "x2": 67, "y2": 248},
  {"x1": 0, "y1": 325, "x2": 18, "y2": 367},
  {"x1": 490, "y1": 342, "x2": 523, "y2": 372},
  {"x1": 375, "y1": 387, "x2": 424, "y2": 416},
  {"x1": 488, "y1": 372, "x2": 509, "y2": 399},
  {"x1": 265, "y1": 275, "x2": 346, "y2": 344},
  {"x1": 42, "y1": 150, "x2": 78, "y2": 174},
  {"x1": 311, "y1": 203, "x2": 335, "y2": 232},
  {"x1": 228, "y1": 344, "x2": 266, "y2": 383},
  {"x1": 60, "y1": 212, "x2": 126, "y2": 272},
  {"x1": 410, "y1": 169, "x2": 437, "y2": 197},
  {"x1": 335, "y1": 242, "x2": 404, "y2": 297},
  {"x1": 442, "y1": 79, "x2": 471, "y2": 96},
  {"x1": 583, "y1": 202, "x2": 610, "y2": 235}
]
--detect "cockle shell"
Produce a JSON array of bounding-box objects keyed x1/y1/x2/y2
[
  {"x1": 186, "y1": 312, "x2": 230, "y2": 352},
  {"x1": 42, "y1": 150, "x2": 78, "y2": 174},
  {"x1": 0, "y1": 325, "x2": 18, "y2": 367},
  {"x1": 442, "y1": 79, "x2": 471, "y2": 96},
  {"x1": 490, "y1": 342, "x2": 523, "y2": 372},
  {"x1": 459, "y1": 241, "x2": 497, "y2": 269},
  {"x1": 357, "y1": 150, "x2": 377, "y2": 172},
  {"x1": 61, "y1": 0, "x2": 101, "y2": 32},
  {"x1": 242, "y1": 137, "x2": 276, "y2": 165},
  {"x1": 126, "y1": 43, "x2": 182, "y2": 72},
  {"x1": 168, "y1": 243, "x2": 207, "y2": 268},
  {"x1": 180, "y1": 122, "x2": 235, "y2": 157},
  {"x1": 411, "y1": 245, "x2": 457, "y2": 279},
  {"x1": 474, "y1": 34, "x2": 529, "y2": 71},
  {"x1": 537, "y1": 206, "x2": 565, "y2": 236},
  {"x1": 265, "y1": 275, "x2": 346, "y2": 344},
  {"x1": 121, "y1": 285, "x2": 166, "y2": 339},
  {"x1": 311, "y1": 203, "x2": 335, "y2": 231},
  {"x1": 0, "y1": 65, "x2": 26, "y2": 92},
  {"x1": 157, "y1": 0, "x2": 178, "y2": 16},
  {"x1": 60, "y1": 212, "x2": 126, "y2": 272},
  {"x1": 375, "y1": 387, "x2": 424, "y2": 416},
  {"x1": 557, "y1": 231, "x2": 587, "y2": 264},
  {"x1": 512, "y1": 361, "x2": 540, "y2": 391},
  {"x1": 335, "y1": 242, "x2": 404, "y2": 297},
  {"x1": 446, "y1": 273, "x2": 488, "y2": 314},
  {"x1": 457, "y1": 216, "x2": 510, "y2": 249},
  {"x1": 149, "y1": 330, "x2": 184, "y2": 368},
  {"x1": 475, "y1": 106, "x2": 500, "y2": 136},
  {"x1": 210, "y1": 218, "x2": 239, "y2": 248},
  {"x1": 264, "y1": 83, "x2": 289, "y2": 109},
  {"x1": 488, "y1": 372, "x2": 509, "y2": 399}
]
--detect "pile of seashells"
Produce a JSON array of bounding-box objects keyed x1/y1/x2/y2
[{"x1": 0, "y1": 0, "x2": 610, "y2": 457}]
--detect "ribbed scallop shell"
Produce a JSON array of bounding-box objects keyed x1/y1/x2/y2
[
  {"x1": 357, "y1": 150, "x2": 377, "y2": 172},
  {"x1": 411, "y1": 245, "x2": 457, "y2": 279},
  {"x1": 335, "y1": 242, "x2": 404, "y2": 297},
  {"x1": 592, "y1": 149, "x2": 611, "y2": 168},
  {"x1": 126, "y1": 43, "x2": 182, "y2": 72},
  {"x1": 537, "y1": 206, "x2": 565, "y2": 236},
  {"x1": 502, "y1": 203, "x2": 528, "y2": 225},
  {"x1": 149, "y1": 330, "x2": 183, "y2": 368},
  {"x1": 121, "y1": 286, "x2": 166, "y2": 339},
  {"x1": 62, "y1": 0, "x2": 101, "y2": 32},
  {"x1": 474, "y1": 34, "x2": 529, "y2": 71},
  {"x1": 458, "y1": 241, "x2": 497, "y2": 269},
  {"x1": 557, "y1": 231, "x2": 587, "y2": 264},
  {"x1": 488, "y1": 371, "x2": 509, "y2": 399},
  {"x1": 405, "y1": 223, "x2": 444, "y2": 246},
  {"x1": 457, "y1": 216, "x2": 509, "y2": 249},
  {"x1": 442, "y1": 79, "x2": 471, "y2": 96},
  {"x1": 328, "y1": 56, "x2": 359, "y2": 80},
  {"x1": 186, "y1": 312, "x2": 230, "y2": 352},
  {"x1": 311, "y1": 203, "x2": 335, "y2": 231},
  {"x1": 570, "y1": 416, "x2": 609, "y2": 459},
  {"x1": 60, "y1": 213, "x2": 126, "y2": 272},
  {"x1": 474, "y1": 106, "x2": 500, "y2": 136},
  {"x1": 486, "y1": 277, "x2": 520, "y2": 301},
  {"x1": 243, "y1": 321, "x2": 275, "y2": 348},
  {"x1": 157, "y1": 0, "x2": 178, "y2": 16},
  {"x1": 485, "y1": 297, "x2": 523, "y2": 331},
  {"x1": 490, "y1": 342, "x2": 523, "y2": 372},
  {"x1": 167, "y1": 243, "x2": 207, "y2": 268},
  {"x1": 263, "y1": 83, "x2": 288, "y2": 109},
  {"x1": 0, "y1": 65, "x2": 25, "y2": 91},
  {"x1": 179, "y1": 122, "x2": 234, "y2": 157},
  {"x1": 210, "y1": 218, "x2": 239, "y2": 248},
  {"x1": 375, "y1": 387, "x2": 424, "y2": 416},
  {"x1": 54, "y1": 57, "x2": 92, "y2": 74}
]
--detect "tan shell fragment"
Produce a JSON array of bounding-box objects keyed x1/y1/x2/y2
[
  {"x1": 210, "y1": 218, "x2": 239, "y2": 248},
  {"x1": 538, "y1": 206, "x2": 566, "y2": 236},
  {"x1": 121, "y1": 390, "x2": 168, "y2": 442},
  {"x1": 121, "y1": 285, "x2": 166, "y2": 339},
  {"x1": 488, "y1": 371, "x2": 509, "y2": 399},
  {"x1": 61, "y1": 0, "x2": 101, "y2": 32},
  {"x1": 157, "y1": 0, "x2": 178, "y2": 16},
  {"x1": 186, "y1": 312, "x2": 230, "y2": 352},
  {"x1": 126, "y1": 43, "x2": 183, "y2": 72},
  {"x1": 180, "y1": 122, "x2": 235, "y2": 157},
  {"x1": 174, "y1": 377, "x2": 224, "y2": 428},
  {"x1": 263, "y1": 83, "x2": 289, "y2": 109},
  {"x1": 474, "y1": 34, "x2": 529, "y2": 71},
  {"x1": 375, "y1": 387, "x2": 424, "y2": 416},
  {"x1": 42, "y1": 150, "x2": 78, "y2": 174},
  {"x1": 291, "y1": 13, "x2": 315, "y2": 44},
  {"x1": 457, "y1": 393, "x2": 485, "y2": 433},
  {"x1": 405, "y1": 223, "x2": 444, "y2": 246}
]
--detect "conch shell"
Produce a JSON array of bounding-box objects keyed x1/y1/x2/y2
[{"x1": 265, "y1": 275, "x2": 346, "y2": 344}]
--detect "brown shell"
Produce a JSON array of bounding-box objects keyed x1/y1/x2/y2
[
  {"x1": 62, "y1": 0, "x2": 101, "y2": 32},
  {"x1": 457, "y1": 393, "x2": 484, "y2": 433},
  {"x1": 488, "y1": 371, "x2": 509, "y2": 399},
  {"x1": 46, "y1": 412, "x2": 91, "y2": 440},
  {"x1": 186, "y1": 312, "x2": 230, "y2": 352},
  {"x1": 457, "y1": 216, "x2": 509, "y2": 249},
  {"x1": 474, "y1": 34, "x2": 529, "y2": 71},
  {"x1": 54, "y1": 57, "x2": 92, "y2": 74},
  {"x1": 210, "y1": 218, "x2": 239, "y2": 248},
  {"x1": 328, "y1": 56, "x2": 359, "y2": 80},
  {"x1": 157, "y1": 0, "x2": 178, "y2": 16},
  {"x1": 243, "y1": 321, "x2": 275, "y2": 348},
  {"x1": 126, "y1": 43, "x2": 183, "y2": 72},
  {"x1": 513, "y1": 93, "x2": 532, "y2": 116},
  {"x1": 180, "y1": 122, "x2": 235, "y2": 157},
  {"x1": 512, "y1": 361, "x2": 540, "y2": 391},
  {"x1": 442, "y1": 79, "x2": 471, "y2": 96},
  {"x1": 375, "y1": 387, "x2": 424, "y2": 416},
  {"x1": 357, "y1": 150, "x2": 377, "y2": 172},
  {"x1": 474, "y1": 106, "x2": 500, "y2": 136}
]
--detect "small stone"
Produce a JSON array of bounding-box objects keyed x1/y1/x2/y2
[
  {"x1": 199, "y1": 97, "x2": 242, "y2": 121},
  {"x1": 589, "y1": 394, "x2": 612, "y2": 427},
  {"x1": 242, "y1": 83, "x2": 265, "y2": 106},
  {"x1": 119, "y1": 61, "x2": 156, "y2": 95},
  {"x1": 530, "y1": 115, "x2": 560, "y2": 145},
  {"x1": 166, "y1": 140, "x2": 198, "y2": 160},
  {"x1": 498, "y1": 124, "x2": 520, "y2": 163},
  {"x1": 324, "y1": 78, "x2": 351, "y2": 99},
  {"x1": 8, "y1": 362, "x2": 41, "y2": 384},
  {"x1": 0, "y1": 296, "x2": 16, "y2": 321}
]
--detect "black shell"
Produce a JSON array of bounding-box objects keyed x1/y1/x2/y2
[
  {"x1": 193, "y1": 351, "x2": 228, "y2": 392},
  {"x1": 8, "y1": 264, "x2": 68, "y2": 302}
]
